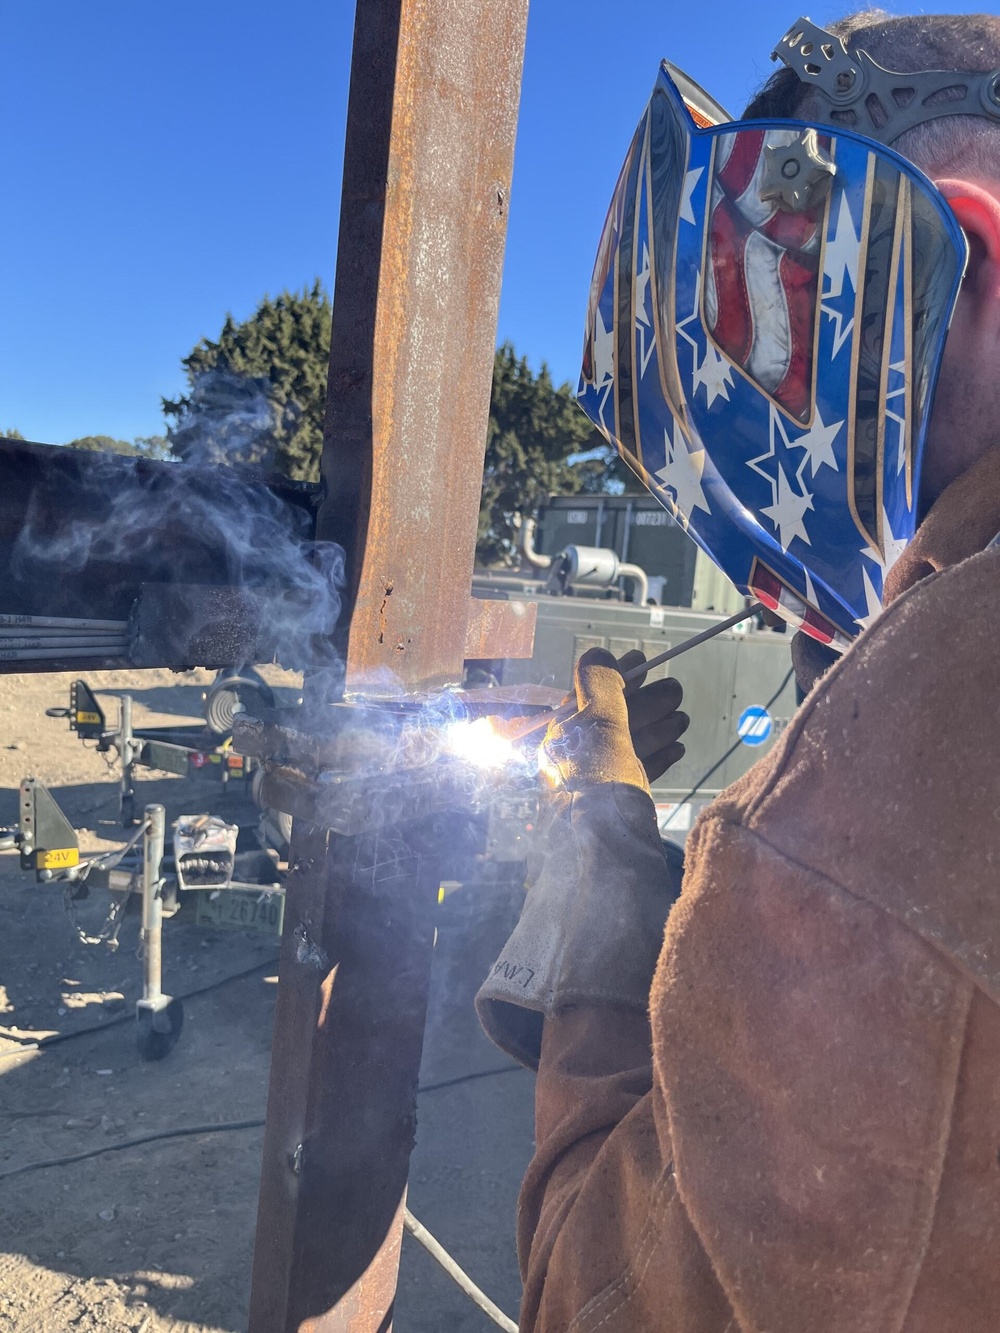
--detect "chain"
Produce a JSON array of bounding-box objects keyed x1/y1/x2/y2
[
  {"x1": 63, "y1": 873, "x2": 136, "y2": 951},
  {"x1": 61, "y1": 816, "x2": 150, "y2": 951}
]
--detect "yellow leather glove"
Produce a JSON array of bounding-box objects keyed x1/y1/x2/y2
[
  {"x1": 542, "y1": 647, "x2": 688, "y2": 792},
  {"x1": 480, "y1": 645, "x2": 683, "y2": 1068}
]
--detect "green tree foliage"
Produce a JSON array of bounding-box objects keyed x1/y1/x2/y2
[
  {"x1": 477, "y1": 343, "x2": 629, "y2": 564},
  {"x1": 162, "y1": 283, "x2": 632, "y2": 560},
  {"x1": 162, "y1": 282, "x2": 331, "y2": 480},
  {"x1": 66, "y1": 434, "x2": 170, "y2": 459}
]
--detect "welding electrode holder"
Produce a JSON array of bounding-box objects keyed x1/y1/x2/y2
[{"x1": 505, "y1": 603, "x2": 764, "y2": 744}]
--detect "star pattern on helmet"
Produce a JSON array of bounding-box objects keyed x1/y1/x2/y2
[
  {"x1": 677, "y1": 271, "x2": 734, "y2": 407},
  {"x1": 860, "y1": 508, "x2": 908, "y2": 574},
  {"x1": 788, "y1": 406, "x2": 843, "y2": 482},
  {"x1": 884, "y1": 359, "x2": 908, "y2": 475},
  {"x1": 680, "y1": 167, "x2": 705, "y2": 225},
  {"x1": 635, "y1": 243, "x2": 657, "y2": 377},
  {"x1": 587, "y1": 306, "x2": 615, "y2": 432},
  {"x1": 748, "y1": 406, "x2": 816, "y2": 550},
  {"x1": 820, "y1": 191, "x2": 860, "y2": 359},
  {"x1": 823, "y1": 191, "x2": 861, "y2": 301},
  {"x1": 760, "y1": 461, "x2": 815, "y2": 549},
  {"x1": 655, "y1": 420, "x2": 711, "y2": 526},
  {"x1": 855, "y1": 564, "x2": 884, "y2": 632}
]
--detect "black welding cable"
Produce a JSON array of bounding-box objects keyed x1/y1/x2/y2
[
  {"x1": 0, "y1": 1118, "x2": 267, "y2": 1181},
  {"x1": 0, "y1": 956, "x2": 280, "y2": 1056},
  {"x1": 659, "y1": 665, "x2": 795, "y2": 832},
  {"x1": 417, "y1": 1064, "x2": 523, "y2": 1095},
  {"x1": 0, "y1": 1064, "x2": 525, "y2": 1180},
  {"x1": 0, "y1": 1116, "x2": 522, "y2": 1329}
]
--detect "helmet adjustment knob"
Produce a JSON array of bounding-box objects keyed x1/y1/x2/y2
[{"x1": 760, "y1": 130, "x2": 836, "y2": 212}]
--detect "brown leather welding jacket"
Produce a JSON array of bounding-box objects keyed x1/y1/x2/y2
[{"x1": 517, "y1": 447, "x2": 1000, "y2": 1332}]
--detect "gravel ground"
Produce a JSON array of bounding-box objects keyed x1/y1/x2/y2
[{"x1": 0, "y1": 668, "x2": 533, "y2": 1331}]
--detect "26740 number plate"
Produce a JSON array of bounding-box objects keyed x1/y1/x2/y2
[{"x1": 195, "y1": 889, "x2": 284, "y2": 935}]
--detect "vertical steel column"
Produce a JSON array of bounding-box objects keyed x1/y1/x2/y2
[
  {"x1": 119, "y1": 693, "x2": 136, "y2": 826},
  {"x1": 248, "y1": 0, "x2": 529, "y2": 1329},
  {"x1": 140, "y1": 804, "x2": 165, "y2": 1004},
  {"x1": 135, "y1": 804, "x2": 184, "y2": 1061},
  {"x1": 318, "y1": 0, "x2": 531, "y2": 691}
]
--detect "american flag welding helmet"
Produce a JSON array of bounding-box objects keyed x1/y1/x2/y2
[{"x1": 577, "y1": 61, "x2": 967, "y2": 648}]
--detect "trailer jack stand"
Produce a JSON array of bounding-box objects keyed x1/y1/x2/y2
[{"x1": 135, "y1": 803, "x2": 184, "y2": 1061}]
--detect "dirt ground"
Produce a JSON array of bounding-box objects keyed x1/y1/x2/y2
[{"x1": 0, "y1": 668, "x2": 534, "y2": 1332}]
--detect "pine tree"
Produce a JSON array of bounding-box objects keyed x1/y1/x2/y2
[
  {"x1": 162, "y1": 281, "x2": 331, "y2": 481},
  {"x1": 66, "y1": 434, "x2": 170, "y2": 459},
  {"x1": 163, "y1": 286, "x2": 630, "y2": 560},
  {"x1": 477, "y1": 342, "x2": 623, "y2": 565}
]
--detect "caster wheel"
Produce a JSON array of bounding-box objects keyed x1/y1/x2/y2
[{"x1": 135, "y1": 996, "x2": 184, "y2": 1061}]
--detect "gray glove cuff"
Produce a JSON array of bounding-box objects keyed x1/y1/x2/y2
[{"x1": 475, "y1": 784, "x2": 676, "y2": 1069}]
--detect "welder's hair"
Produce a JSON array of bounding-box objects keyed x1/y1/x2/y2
[{"x1": 745, "y1": 10, "x2": 1000, "y2": 180}]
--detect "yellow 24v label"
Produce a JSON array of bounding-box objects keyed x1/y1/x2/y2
[
  {"x1": 37, "y1": 848, "x2": 80, "y2": 870},
  {"x1": 75, "y1": 711, "x2": 102, "y2": 725}
]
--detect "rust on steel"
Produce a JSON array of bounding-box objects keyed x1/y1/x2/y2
[
  {"x1": 248, "y1": 817, "x2": 441, "y2": 1333},
  {"x1": 463, "y1": 595, "x2": 537, "y2": 662},
  {"x1": 319, "y1": 0, "x2": 532, "y2": 694},
  {"x1": 247, "y1": 0, "x2": 531, "y2": 1329}
]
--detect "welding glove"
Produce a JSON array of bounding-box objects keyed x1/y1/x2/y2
[
  {"x1": 619, "y1": 649, "x2": 689, "y2": 784},
  {"x1": 476, "y1": 648, "x2": 682, "y2": 1069}
]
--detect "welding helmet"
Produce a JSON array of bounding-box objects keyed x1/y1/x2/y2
[{"x1": 576, "y1": 17, "x2": 989, "y2": 648}]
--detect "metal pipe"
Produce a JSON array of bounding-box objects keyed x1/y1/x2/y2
[
  {"x1": 0, "y1": 636, "x2": 128, "y2": 650},
  {"x1": 141, "y1": 805, "x2": 165, "y2": 1003},
  {"x1": 0, "y1": 646, "x2": 128, "y2": 662},
  {"x1": 402, "y1": 1209, "x2": 518, "y2": 1332},
  {"x1": 519, "y1": 515, "x2": 551, "y2": 569},
  {"x1": 248, "y1": 0, "x2": 531, "y2": 1324},
  {"x1": 0, "y1": 614, "x2": 127, "y2": 630},
  {"x1": 119, "y1": 695, "x2": 135, "y2": 826},
  {"x1": 0, "y1": 625, "x2": 126, "y2": 637},
  {"x1": 506, "y1": 603, "x2": 763, "y2": 741},
  {"x1": 617, "y1": 562, "x2": 649, "y2": 605}
]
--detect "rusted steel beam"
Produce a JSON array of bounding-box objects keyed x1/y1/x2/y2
[
  {"x1": 319, "y1": 0, "x2": 532, "y2": 694},
  {"x1": 464, "y1": 596, "x2": 537, "y2": 662},
  {"x1": 248, "y1": 0, "x2": 531, "y2": 1328},
  {"x1": 248, "y1": 818, "x2": 443, "y2": 1333}
]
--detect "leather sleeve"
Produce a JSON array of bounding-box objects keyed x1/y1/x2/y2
[
  {"x1": 515, "y1": 812, "x2": 972, "y2": 1333},
  {"x1": 653, "y1": 814, "x2": 973, "y2": 1333},
  {"x1": 518, "y1": 1008, "x2": 733, "y2": 1333}
]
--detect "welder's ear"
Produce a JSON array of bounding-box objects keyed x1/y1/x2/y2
[{"x1": 938, "y1": 180, "x2": 1000, "y2": 309}]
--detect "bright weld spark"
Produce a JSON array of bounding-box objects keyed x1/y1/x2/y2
[{"x1": 443, "y1": 716, "x2": 523, "y2": 770}]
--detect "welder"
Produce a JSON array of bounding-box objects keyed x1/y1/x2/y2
[{"x1": 477, "y1": 12, "x2": 1000, "y2": 1330}]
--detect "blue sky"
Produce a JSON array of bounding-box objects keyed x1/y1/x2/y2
[{"x1": 0, "y1": 1, "x2": 979, "y2": 443}]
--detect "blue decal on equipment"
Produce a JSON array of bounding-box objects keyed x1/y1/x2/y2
[{"x1": 737, "y1": 705, "x2": 772, "y2": 747}]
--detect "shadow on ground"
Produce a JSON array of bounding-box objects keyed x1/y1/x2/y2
[{"x1": 0, "y1": 779, "x2": 533, "y2": 1331}]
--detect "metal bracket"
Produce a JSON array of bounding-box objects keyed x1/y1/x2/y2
[
  {"x1": 760, "y1": 129, "x2": 836, "y2": 212},
  {"x1": 772, "y1": 16, "x2": 1000, "y2": 144}
]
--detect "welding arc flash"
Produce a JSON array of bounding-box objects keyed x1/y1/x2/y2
[{"x1": 444, "y1": 717, "x2": 520, "y2": 769}]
